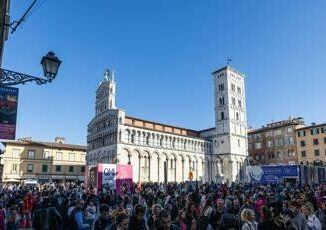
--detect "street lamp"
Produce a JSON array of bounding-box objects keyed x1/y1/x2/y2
[{"x1": 0, "y1": 51, "x2": 61, "y2": 86}]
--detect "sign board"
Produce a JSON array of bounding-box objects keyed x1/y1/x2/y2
[
  {"x1": 97, "y1": 163, "x2": 116, "y2": 190},
  {"x1": 246, "y1": 165, "x2": 299, "y2": 183},
  {"x1": 116, "y1": 164, "x2": 133, "y2": 195},
  {"x1": 318, "y1": 167, "x2": 325, "y2": 184},
  {"x1": 87, "y1": 164, "x2": 133, "y2": 193},
  {"x1": 0, "y1": 86, "x2": 19, "y2": 139}
]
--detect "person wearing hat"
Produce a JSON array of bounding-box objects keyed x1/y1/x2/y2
[{"x1": 301, "y1": 202, "x2": 322, "y2": 230}]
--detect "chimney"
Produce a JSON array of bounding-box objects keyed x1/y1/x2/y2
[{"x1": 55, "y1": 137, "x2": 65, "y2": 144}]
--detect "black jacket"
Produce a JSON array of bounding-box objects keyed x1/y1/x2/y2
[
  {"x1": 128, "y1": 215, "x2": 147, "y2": 230},
  {"x1": 94, "y1": 216, "x2": 112, "y2": 230}
]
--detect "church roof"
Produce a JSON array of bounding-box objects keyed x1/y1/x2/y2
[
  {"x1": 124, "y1": 116, "x2": 202, "y2": 138},
  {"x1": 1, "y1": 139, "x2": 87, "y2": 151},
  {"x1": 211, "y1": 65, "x2": 245, "y2": 76}
]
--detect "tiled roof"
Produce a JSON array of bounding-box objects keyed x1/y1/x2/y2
[{"x1": 1, "y1": 139, "x2": 87, "y2": 151}]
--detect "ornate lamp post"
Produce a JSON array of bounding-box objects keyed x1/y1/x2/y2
[{"x1": 0, "y1": 51, "x2": 61, "y2": 86}]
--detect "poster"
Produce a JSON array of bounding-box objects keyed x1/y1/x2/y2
[
  {"x1": 318, "y1": 167, "x2": 325, "y2": 184},
  {"x1": 0, "y1": 86, "x2": 19, "y2": 139},
  {"x1": 246, "y1": 165, "x2": 299, "y2": 183},
  {"x1": 97, "y1": 163, "x2": 116, "y2": 190},
  {"x1": 116, "y1": 164, "x2": 133, "y2": 195},
  {"x1": 92, "y1": 164, "x2": 133, "y2": 193}
]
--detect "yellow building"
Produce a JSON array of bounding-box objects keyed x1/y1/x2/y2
[
  {"x1": 1, "y1": 137, "x2": 87, "y2": 183},
  {"x1": 296, "y1": 123, "x2": 326, "y2": 164}
]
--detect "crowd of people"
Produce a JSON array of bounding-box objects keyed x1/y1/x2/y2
[{"x1": 0, "y1": 181, "x2": 325, "y2": 230}]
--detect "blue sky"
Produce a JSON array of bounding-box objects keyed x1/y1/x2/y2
[{"x1": 2, "y1": 0, "x2": 326, "y2": 145}]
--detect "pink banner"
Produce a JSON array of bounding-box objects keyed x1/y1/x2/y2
[{"x1": 116, "y1": 164, "x2": 133, "y2": 195}]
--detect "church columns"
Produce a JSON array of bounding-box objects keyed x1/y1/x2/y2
[
  {"x1": 174, "y1": 158, "x2": 177, "y2": 182},
  {"x1": 168, "y1": 154, "x2": 176, "y2": 182},
  {"x1": 184, "y1": 156, "x2": 190, "y2": 181},
  {"x1": 131, "y1": 150, "x2": 140, "y2": 182},
  {"x1": 195, "y1": 160, "x2": 198, "y2": 180},
  {"x1": 176, "y1": 155, "x2": 184, "y2": 182},
  {"x1": 138, "y1": 154, "x2": 141, "y2": 183},
  {"x1": 150, "y1": 152, "x2": 159, "y2": 182}
]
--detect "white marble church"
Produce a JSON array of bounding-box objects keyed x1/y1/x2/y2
[{"x1": 86, "y1": 65, "x2": 248, "y2": 183}]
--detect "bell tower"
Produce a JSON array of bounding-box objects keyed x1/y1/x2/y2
[
  {"x1": 212, "y1": 65, "x2": 248, "y2": 183},
  {"x1": 95, "y1": 69, "x2": 116, "y2": 116}
]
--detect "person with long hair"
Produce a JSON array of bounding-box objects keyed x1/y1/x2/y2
[
  {"x1": 186, "y1": 203, "x2": 198, "y2": 230},
  {"x1": 301, "y1": 202, "x2": 322, "y2": 230},
  {"x1": 241, "y1": 209, "x2": 257, "y2": 230},
  {"x1": 175, "y1": 209, "x2": 187, "y2": 230}
]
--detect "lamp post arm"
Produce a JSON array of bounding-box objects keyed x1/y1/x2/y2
[{"x1": 0, "y1": 68, "x2": 49, "y2": 86}]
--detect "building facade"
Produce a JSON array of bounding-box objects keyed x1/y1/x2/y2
[
  {"x1": 210, "y1": 66, "x2": 248, "y2": 182},
  {"x1": 296, "y1": 123, "x2": 326, "y2": 164},
  {"x1": 87, "y1": 66, "x2": 249, "y2": 183},
  {"x1": 1, "y1": 137, "x2": 87, "y2": 183},
  {"x1": 248, "y1": 117, "x2": 305, "y2": 165}
]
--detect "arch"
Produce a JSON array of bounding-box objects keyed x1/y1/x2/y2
[
  {"x1": 198, "y1": 156, "x2": 204, "y2": 181},
  {"x1": 177, "y1": 154, "x2": 185, "y2": 182},
  {"x1": 131, "y1": 149, "x2": 141, "y2": 182},
  {"x1": 193, "y1": 155, "x2": 198, "y2": 180},
  {"x1": 205, "y1": 156, "x2": 212, "y2": 182},
  {"x1": 119, "y1": 148, "x2": 131, "y2": 165},
  {"x1": 141, "y1": 150, "x2": 150, "y2": 182},
  {"x1": 160, "y1": 153, "x2": 168, "y2": 183},
  {"x1": 185, "y1": 155, "x2": 192, "y2": 181},
  {"x1": 170, "y1": 153, "x2": 177, "y2": 182},
  {"x1": 151, "y1": 151, "x2": 160, "y2": 182}
]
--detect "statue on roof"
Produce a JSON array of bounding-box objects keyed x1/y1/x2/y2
[{"x1": 104, "y1": 69, "x2": 115, "y2": 81}]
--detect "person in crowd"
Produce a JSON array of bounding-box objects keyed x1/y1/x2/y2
[
  {"x1": 70, "y1": 199, "x2": 90, "y2": 230},
  {"x1": 301, "y1": 202, "x2": 322, "y2": 230},
  {"x1": 199, "y1": 197, "x2": 213, "y2": 229},
  {"x1": 86, "y1": 200, "x2": 97, "y2": 229},
  {"x1": 106, "y1": 212, "x2": 129, "y2": 230},
  {"x1": 147, "y1": 204, "x2": 163, "y2": 229},
  {"x1": 6, "y1": 205, "x2": 20, "y2": 230},
  {"x1": 0, "y1": 203, "x2": 5, "y2": 230},
  {"x1": 32, "y1": 197, "x2": 62, "y2": 230},
  {"x1": 175, "y1": 209, "x2": 187, "y2": 230},
  {"x1": 211, "y1": 198, "x2": 225, "y2": 229},
  {"x1": 155, "y1": 209, "x2": 179, "y2": 230},
  {"x1": 287, "y1": 200, "x2": 308, "y2": 230},
  {"x1": 241, "y1": 209, "x2": 258, "y2": 230},
  {"x1": 128, "y1": 204, "x2": 148, "y2": 230},
  {"x1": 316, "y1": 198, "x2": 326, "y2": 230},
  {"x1": 186, "y1": 203, "x2": 199, "y2": 229},
  {"x1": 94, "y1": 204, "x2": 112, "y2": 230},
  {"x1": 112, "y1": 199, "x2": 127, "y2": 220},
  {"x1": 255, "y1": 194, "x2": 267, "y2": 221}
]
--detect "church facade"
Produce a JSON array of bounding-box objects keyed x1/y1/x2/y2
[{"x1": 86, "y1": 66, "x2": 248, "y2": 183}]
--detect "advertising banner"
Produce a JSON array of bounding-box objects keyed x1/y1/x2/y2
[
  {"x1": 116, "y1": 164, "x2": 133, "y2": 195},
  {"x1": 246, "y1": 165, "x2": 299, "y2": 183},
  {"x1": 0, "y1": 86, "x2": 19, "y2": 139},
  {"x1": 97, "y1": 164, "x2": 116, "y2": 190},
  {"x1": 92, "y1": 164, "x2": 133, "y2": 193},
  {"x1": 318, "y1": 167, "x2": 325, "y2": 184}
]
